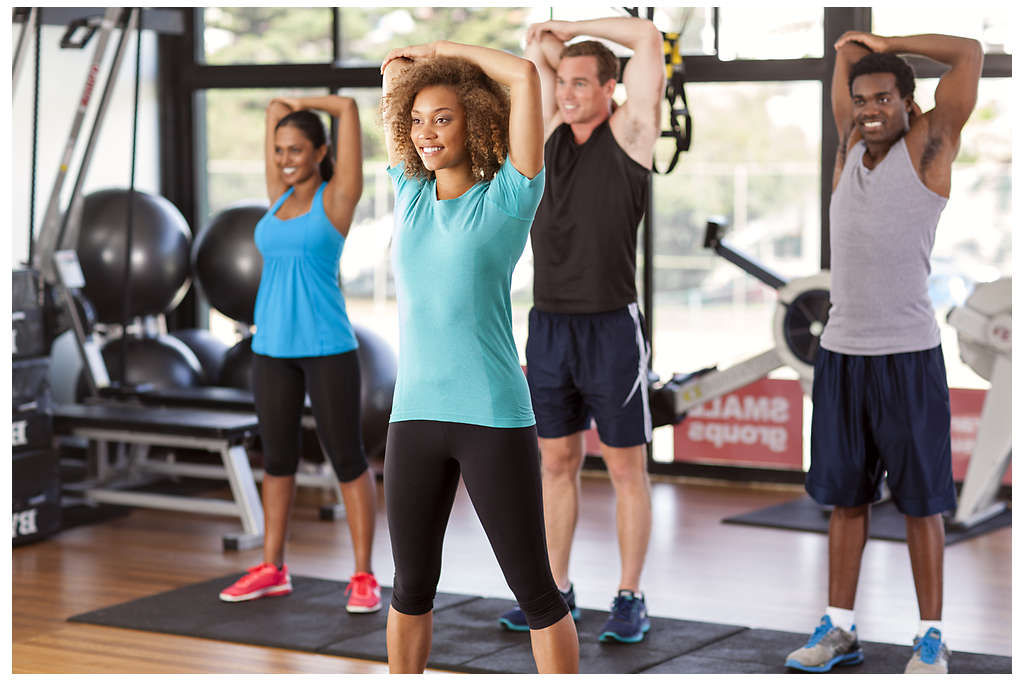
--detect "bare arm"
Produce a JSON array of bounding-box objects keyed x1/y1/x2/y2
[
  {"x1": 581, "y1": 17, "x2": 665, "y2": 134},
  {"x1": 830, "y1": 34, "x2": 871, "y2": 189},
  {"x1": 382, "y1": 41, "x2": 544, "y2": 179},
  {"x1": 884, "y1": 33, "x2": 983, "y2": 140},
  {"x1": 272, "y1": 95, "x2": 363, "y2": 236},
  {"x1": 529, "y1": 17, "x2": 664, "y2": 166},
  {"x1": 381, "y1": 57, "x2": 413, "y2": 168},
  {"x1": 524, "y1": 30, "x2": 563, "y2": 134},
  {"x1": 264, "y1": 99, "x2": 292, "y2": 202}
]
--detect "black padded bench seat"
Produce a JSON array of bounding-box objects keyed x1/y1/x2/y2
[
  {"x1": 54, "y1": 402, "x2": 260, "y2": 440},
  {"x1": 54, "y1": 401, "x2": 265, "y2": 550},
  {"x1": 75, "y1": 390, "x2": 345, "y2": 521},
  {"x1": 130, "y1": 385, "x2": 314, "y2": 415}
]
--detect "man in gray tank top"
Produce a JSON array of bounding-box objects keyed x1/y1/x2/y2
[{"x1": 783, "y1": 32, "x2": 982, "y2": 675}]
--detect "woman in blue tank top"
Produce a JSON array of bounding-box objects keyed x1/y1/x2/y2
[
  {"x1": 217, "y1": 95, "x2": 381, "y2": 614},
  {"x1": 381, "y1": 41, "x2": 578, "y2": 672}
]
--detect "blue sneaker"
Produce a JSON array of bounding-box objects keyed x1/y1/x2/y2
[
  {"x1": 498, "y1": 584, "x2": 581, "y2": 632},
  {"x1": 598, "y1": 590, "x2": 651, "y2": 643},
  {"x1": 904, "y1": 627, "x2": 950, "y2": 673},
  {"x1": 785, "y1": 615, "x2": 864, "y2": 672}
]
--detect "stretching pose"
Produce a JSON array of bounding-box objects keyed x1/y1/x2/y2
[
  {"x1": 380, "y1": 40, "x2": 579, "y2": 673},
  {"x1": 218, "y1": 96, "x2": 381, "y2": 614},
  {"x1": 784, "y1": 32, "x2": 982, "y2": 674},
  {"x1": 500, "y1": 16, "x2": 664, "y2": 644}
]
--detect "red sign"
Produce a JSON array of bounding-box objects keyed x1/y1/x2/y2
[
  {"x1": 949, "y1": 387, "x2": 1011, "y2": 484},
  {"x1": 673, "y1": 377, "x2": 804, "y2": 469}
]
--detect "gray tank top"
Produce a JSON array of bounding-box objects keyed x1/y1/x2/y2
[{"x1": 821, "y1": 137, "x2": 947, "y2": 355}]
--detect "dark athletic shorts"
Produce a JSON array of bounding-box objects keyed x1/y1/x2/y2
[
  {"x1": 806, "y1": 346, "x2": 956, "y2": 517},
  {"x1": 525, "y1": 303, "x2": 651, "y2": 448}
]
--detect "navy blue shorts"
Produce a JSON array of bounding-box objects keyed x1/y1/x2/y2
[
  {"x1": 806, "y1": 346, "x2": 956, "y2": 517},
  {"x1": 525, "y1": 303, "x2": 651, "y2": 448}
]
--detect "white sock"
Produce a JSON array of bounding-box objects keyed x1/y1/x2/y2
[
  {"x1": 825, "y1": 606, "x2": 856, "y2": 632},
  {"x1": 918, "y1": 620, "x2": 944, "y2": 641}
]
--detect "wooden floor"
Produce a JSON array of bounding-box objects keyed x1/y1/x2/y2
[{"x1": 11, "y1": 470, "x2": 1012, "y2": 673}]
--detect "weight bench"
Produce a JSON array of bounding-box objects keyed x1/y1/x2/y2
[
  {"x1": 54, "y1": 402, "x2": 264, "y2": 550},
  {"x1": 128, "y1": 385, "x2": 346, "y2": 519}
]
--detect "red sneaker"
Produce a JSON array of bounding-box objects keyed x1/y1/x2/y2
[
  {"x1": 345, "y1": 572, "x2": 382, "y2": 613},
  {"x1": 219, "y1": 563, "x2": 292, "y2": 602}
]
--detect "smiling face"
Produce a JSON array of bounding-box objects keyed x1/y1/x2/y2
[
  {"x1": 555, "y1": 55, "x2": 615, "y2": 126},
  {"x1": 850, "y1": 72, "x2": 912, "y2": 147},
  {"x1": 410, "y1": 84, "x2": 469, "y2": 174},
  {"x1": 273, "y1": 125, "x2": 326, "y2": 186}
]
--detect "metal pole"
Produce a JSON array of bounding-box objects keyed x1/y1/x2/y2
[
  {"x1": 27, "y1": 11, "x2": 41, "y2": 266},
  {"x1": 58, "y1": 8, "x2": 141, "y2": 256},
  {"x1": 32, "y1": 6, "x2": 121, "y2": 281},
  {"x1": 121, "y1": 8, "x2": 144, "y2": 385}
]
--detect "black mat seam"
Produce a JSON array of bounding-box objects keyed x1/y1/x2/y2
[
  {"x1": 311, "y1": 595, "x2": 486, "y2": 658},
  {"x1": 632, "y1": 625, "x2": 753, "y2": 673}
]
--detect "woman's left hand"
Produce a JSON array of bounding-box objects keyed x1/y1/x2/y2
[{"x1": 381, "y1": 42, "x2": 439, "y2": 74}]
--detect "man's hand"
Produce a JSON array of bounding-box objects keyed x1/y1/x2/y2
[
  {"x1": 835, "y1": 31, "x2": 890, "y2": 53},
  {"x1": 526, "y1": 20, "x2": 575, "y2": 45}
]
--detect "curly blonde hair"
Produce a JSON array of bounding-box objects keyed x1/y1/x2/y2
[{"x1": 382, "y1": 56, "x2": 510, "y2": 182}]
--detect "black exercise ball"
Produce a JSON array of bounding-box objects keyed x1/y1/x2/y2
[
  {"x1": 76, "y1": 189, "x2": 192, "y2": 323},
  {"x1": 219, "y1": 336, "x2": 255, "y2": 391},
  {"x1": 169, "y1": 328, "x2": 230, "y2": 386},
  {"x1": 353, "y1": 325, "x2": 397, "y2": 459},
  {"x1": 74, "y1": 334, "x2": 203, "y2": 401},
  {"x1": 192, "y1": 202, "x2": 267, "y2": 324}
]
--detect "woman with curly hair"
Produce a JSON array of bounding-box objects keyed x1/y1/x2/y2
[
  {"x1": 380, "y1": 41, "x2": 579, "y2": 673},
  {"x1": 217, "y1": 95, "x2": 381, "y2": 614}
]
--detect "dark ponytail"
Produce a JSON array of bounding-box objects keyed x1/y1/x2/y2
[
  {"x1": 318, "y1": 149, "x2": 334, "y2": 183},
  {"x1": 276, "y1": 109, "x2": 334, "y2": 182}
]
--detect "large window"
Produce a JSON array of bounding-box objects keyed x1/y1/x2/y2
[
  {"x1": 871, "y1": 6, "x2": 1013, "y2": 54},
  {"x1": 202, "y1": 7, "x2": 334, "y2": 64},
  {"x1": 184, "y1": 7, "x2": 1012, "y2": 467},
  {"x1": 337, "y1": 7, "x2": 543, "y2": 65},
  {"x1": 649, "y1": 81, "x2": 821, "y2": 380}
]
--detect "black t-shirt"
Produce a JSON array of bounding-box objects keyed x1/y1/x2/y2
[{"x1": 530, "y1": 120, "x2": 650, "y2": 314}]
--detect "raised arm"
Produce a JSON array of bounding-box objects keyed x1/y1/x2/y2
[
  {"x1": 528, "y1": 17, "x2": 664, "y2": 166},
  {"x1": 382, "y1": 57, "x2": 413, "y2": 168},
  {"x1": 264, "y1": 99, "x2": 293, "y2": 202},
  {"x1": 882, "y1": 33, "x2": 983, "y2": 141},
  {"x1": 829, "y1": 33, "x2": 872, "y2": 188},
  {"x1": 573, "y1": 17, "x2": 664, "y2": 131},
  {"x1": 383, "y1": 41, "x2": 544, "y2": 179},
  {"x1": 831, "y1": 32, "x2": 872, "y2": 141},
  {"x1": 524, "y1": 29, "x2": 564, "y2": 134},
  {"x1": 273, "y1": 95, "x2": 364, "y2": 236}
]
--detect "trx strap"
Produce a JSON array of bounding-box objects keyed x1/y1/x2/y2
[
  {"x1": 653, "y1": 31, "x2": 692, "y2": 174},
  {"x1": 622, "y1": 7, "x2": 692, "y2": 174}
]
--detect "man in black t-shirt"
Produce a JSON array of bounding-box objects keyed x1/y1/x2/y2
[{"x1": 497, "y1": 16, "x2": 665, "y2": 644}]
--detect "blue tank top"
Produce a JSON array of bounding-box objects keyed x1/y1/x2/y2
[{"x1": 251, "y1": 182, "x2": 358, "y2": 358}]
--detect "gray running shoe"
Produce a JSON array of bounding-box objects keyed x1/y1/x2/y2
[
  {"x1": 904, "y1": 627, "x2": 950, "y2": 674},
  {"x1": 784, "y1": 615, "x2": 864, "y2": 672}
]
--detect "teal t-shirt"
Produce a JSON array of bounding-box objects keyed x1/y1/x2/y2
[
  {"x1": 388, "y1": 158, "x2": 545, "y2": 428},
  {"x1": 252, "y1": 183, "x2": 358, "y2": 358}
]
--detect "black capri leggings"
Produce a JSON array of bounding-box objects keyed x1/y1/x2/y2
[
  {"x1": 384, "y1": 420, "x2": 568, "y2": 630},
  {"x1": 251, "y1": 350, "x2": 367, "y2": 482}
]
